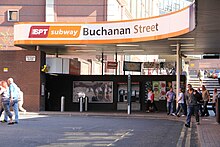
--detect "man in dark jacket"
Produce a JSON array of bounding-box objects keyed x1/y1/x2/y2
[
  {"x1": 195, "y1": 88, "x2": 203, "y2": 116},
  {"x1": 185, "y1": 86, "x2": 200, "y2": 128}
]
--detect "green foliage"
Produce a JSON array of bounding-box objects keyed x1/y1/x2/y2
[{"x1": 0, "y1": 29, "x2": 14, "y2": 49}]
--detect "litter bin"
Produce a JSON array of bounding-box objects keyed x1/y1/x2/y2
[{"x1": 216, "y1": 95, "x2": 220, "y2": 123}]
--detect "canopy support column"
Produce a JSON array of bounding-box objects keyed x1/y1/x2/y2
[{"x1": 176, "y1": 43, "x2": 181, "y2": 109}]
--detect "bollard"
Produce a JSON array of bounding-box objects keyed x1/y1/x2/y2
[
  {"x1": 85, "y1": 96, "x2": 88, "y2": 111},
  {"x1": 127, "y1": 74, "x2": 131, "y2": 115},
  {"x1": 128, "y1": 104, "x2": 131, "y2": 115},
  {"x1": 79, "y1": 97, "x2": 83, "y2": 112},
  {"x1": 61, "y1": 96, "x2": 65, "y2": 112}
]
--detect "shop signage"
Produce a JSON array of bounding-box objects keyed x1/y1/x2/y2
[
  {"x1": 107, "y1": 61, "x2": 117, "y2": 69},
  {"x1": 123, "y1": 61, "x2": 142, "y2": 72},
  {"x1": 14, "y1": 4, "x2": 195, "y2": 45},
  {"x1": 25, "y1": 55, "x2": 36, "y2": 62}
]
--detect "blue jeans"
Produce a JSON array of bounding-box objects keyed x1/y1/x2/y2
[
  {"x1": 2, "y1": 101, "x2": 13, "y2": 119},
  {"x1": 175, "y1": 103, "x2": 186, "y2": 115},
  {"x1": 0, "y1": 107, "x2": 4, "y2": 117},
  {"x1": 186, "y1": 105, "x2": 199, "y2": 125},
  {"x1": 167, "y1": 101, "x2": 173, "y2": 114},
  {"x1": 5, "y1": 100, "x2": 19, "y2": 123},
  {"x1": 202, "y1": 101, "x2": 209, "y2": 116}
]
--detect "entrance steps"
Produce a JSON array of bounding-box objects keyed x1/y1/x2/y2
[
  {"x1": 188, "y1": 77, "x2": 220, "y2": 110},
  {"x1": 188, "y1": 77, "x2": 220, "y2": 96}
]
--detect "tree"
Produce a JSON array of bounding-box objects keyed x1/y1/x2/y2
[{"x1": 0, "y1": 29, "x2": 14, "y2": 49}]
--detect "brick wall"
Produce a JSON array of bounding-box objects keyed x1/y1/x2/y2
[
  {"x1": 0, "y1": 50, "x2": 45, "y2": 112},
  {"x1": 55, "y1": 0, "x2": 107, "y2": 22}
]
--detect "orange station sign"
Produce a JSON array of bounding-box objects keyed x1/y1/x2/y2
[{"x1": 14, "y1": 4, "x2": 195, "y2": 45}]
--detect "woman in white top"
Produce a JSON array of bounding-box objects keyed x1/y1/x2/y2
[
  {"x1": 18, "y1": 87, "x2": 27, "y2": 113},
  {"x1": 0, "y1": 80, "x2": 14, "y2": 124},
  {"x1": 146, "y1": 88, "x2": 158, "y2": 112},
  {"x1": 175, "y1": 88, "x2": 186, "y2": 116}
]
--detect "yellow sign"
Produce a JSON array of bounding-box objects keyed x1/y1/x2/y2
[
  {"x1": 190, "y1": 63, "x2": 195, "y2": 67},
  {"x1": 3, "y1": 67, "x2": 8, "y2": 72}
]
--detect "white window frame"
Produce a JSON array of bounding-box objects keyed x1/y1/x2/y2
[{"x1": 7, "y1": 9, "x2": 19, "y2": 21}]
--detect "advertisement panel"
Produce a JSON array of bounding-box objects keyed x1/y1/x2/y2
[
  {"x1": 73, "y1": 81, "x2": 113, "y2": 103},
  {"x1": 145, "y1": 81, "x2": 166, "y2": 101}
]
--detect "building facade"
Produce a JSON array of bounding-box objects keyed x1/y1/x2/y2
[{"x1": 0, "y1": 0, "x2": 192, "y2": 111}]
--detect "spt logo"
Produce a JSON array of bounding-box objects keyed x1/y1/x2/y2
[
  {"x1": 29, "y1": 26, "x2": 50, "y2": 38},
  {"x1": 28, "y1": 26, "x2": 81, "y2": 38}
]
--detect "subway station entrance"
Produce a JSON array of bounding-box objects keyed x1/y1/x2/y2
[
  {"x1": 7, "y1": 0, "x2": 220, "y2": 112},
  {"x1": 45, "y1": 73, "x2": 186, "y2": 112}
]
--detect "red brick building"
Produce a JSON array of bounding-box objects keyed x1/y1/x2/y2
[{"x1": 0, "y1": 0, "x2": 109, "y2": 111}]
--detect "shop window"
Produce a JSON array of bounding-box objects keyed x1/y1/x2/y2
[{"x1": 7, "y1": 10, "x2": 19, "y2": 21}]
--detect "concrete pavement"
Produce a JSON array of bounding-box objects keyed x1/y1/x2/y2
[
  {"x1": 197, "y1": 116, "x2": 220, "y2": 147},
  {"x1": 2, "y1": 111, "x2": 220, "y2": 147}
]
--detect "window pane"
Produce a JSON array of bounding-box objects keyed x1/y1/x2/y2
[{"x1": 8, "y1": 10, "x2": 19, "y2": 21}]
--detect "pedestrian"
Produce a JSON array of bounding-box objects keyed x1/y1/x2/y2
[
  {"x1": 185, "y1": 86, "x2": 200, "y2": 128},
  {"x1": 166, "y1": 87, "x2": 176, "y2": 115},
  {"x1": 18, "y1": 87, "x2": 27, "y2": 113},
  {"x1": 196, "y1": 87, "x2": 203, "y2": 116},
  {"x1": 175, "y1": 88, "x2": 186, "y2": 117},
  {"x1": 201, "y1": 85, "x2": 210, "y2": 117},
  {"x1": 197, "y1": 87, "x2": 202, "y2": 94},
  {"x1": 4, "y1": 78, "x2": 20, "y2": 124},
  {"x1": 197, "y1": 70, "x2": 202, "y2": 81},
  {"x1": 0, "y1": 106, "x2": 3, "y2": 118},
  {"x1": 185, "y1": 84, "x2": 193, "y2": 115},
  {"x1": 0, "y1": 100, "x2": 4, "y2": 118},
  {"x1": 146, "y1": 88, "x2": 158, "y2": 112},
  {"x1": 212, "y1": 88, "x2": 218, "y2": 116},
  {"x1": 0, "y1": 81, "x2": 4, "y2": 117},
  {"x1": 0, "y1": 80, "x2": 14, "y2": 125},
  {"x1": 0, "y1": 81, "x2": 4, "y2": 118}
]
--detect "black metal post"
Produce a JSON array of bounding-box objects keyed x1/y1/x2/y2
[
  {"x1": 102, "y1": 52, "x2": 104, "y2": 75},
  {"x1": 127, "y1": 74, "x2": 131, "y2": 114}
]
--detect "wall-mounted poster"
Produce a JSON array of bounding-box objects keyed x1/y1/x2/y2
[
  {"x1": 73, "y1": 81, "x2": 113, "y2": 103},
  {"x1": 159, "y1": 81, "x2": 166, "y2": 100},
  {"x1": 153, "y1": 81, "x2": 160, "y2": 101},
  {"x1": 152, "y1": 81, "x2": 166, "y2": 101}
]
